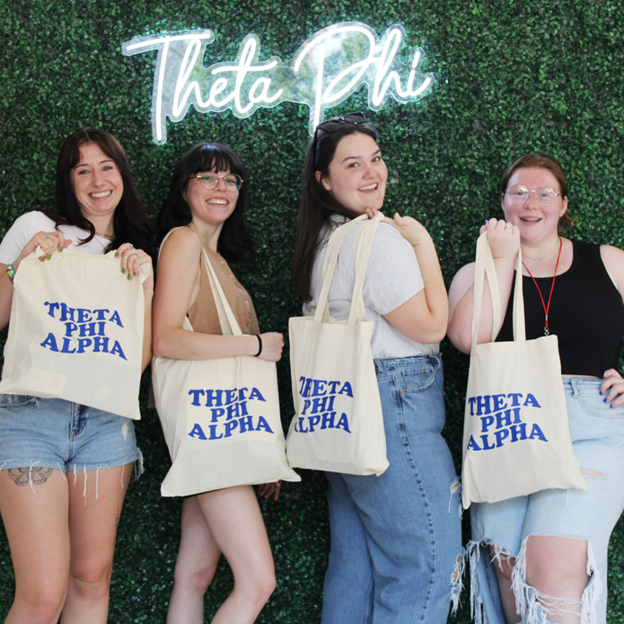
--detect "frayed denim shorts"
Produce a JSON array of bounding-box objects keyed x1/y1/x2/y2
[
  {"x1": 470, "y1": 378, "x2": 624, "y2": 624},
  {"x1": 0, "y1": 394, "x2": 140, "y2": 473}
]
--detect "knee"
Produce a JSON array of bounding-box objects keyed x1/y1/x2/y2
[
  {"x1": 173, "y1": 557, "x2": 218, "y2": 595},
  {"x1": 14, "y1": 579, "x2": 67, "y2": 624},
  {"x1": 240, "y1": 567, "x2": 276, "y2": 608},
  {"x1": 71, "y1": 566, "x2": 112, "y2": 601}
]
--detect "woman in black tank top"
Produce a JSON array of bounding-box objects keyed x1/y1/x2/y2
[{"x1": 448, "y1": 154, "x2": 624, "y2": 624}]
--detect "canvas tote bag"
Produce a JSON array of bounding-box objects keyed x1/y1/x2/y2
[
  {"x1": 287, "y1": 212, "x2": 388, "y2": 476},
  {"x1": 461, "y1": 233, "x2": 587, "y2": 508},
  {"x1": 152, "y1": 241, "x2": 299, "y2": 497},
  {"x1": 0, "y1": 247, "x2": 149, "y2": 419}
]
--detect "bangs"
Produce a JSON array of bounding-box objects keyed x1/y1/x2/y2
[{"x1": 189, "y1": 145, "x2": 243, "y2": 177}]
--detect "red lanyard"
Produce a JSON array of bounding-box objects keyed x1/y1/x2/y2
[{"x1": 521, "y1": 237, "x2": 563, "y2": 336}]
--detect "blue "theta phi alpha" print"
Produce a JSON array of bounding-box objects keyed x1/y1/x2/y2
[
  {"x1": 466, "y1": 392, "x2": 548, "y2": 451},
  {"x1": 293, "y1": 376, "x2": 353, "y2": 434},
  {"x1": 39, "y1": 301, "x2": 127, "y2": 360}
]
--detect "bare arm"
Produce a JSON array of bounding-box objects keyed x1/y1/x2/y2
[
  {"x1": 152, "y1": 227, "x2": 283, "y2": 362},
  {"x1": 379, "y1": 212, "x2": 448, "y2": 344},
  {"x1": 447, "y1": 219, "x2": 519, "y2": 354}
]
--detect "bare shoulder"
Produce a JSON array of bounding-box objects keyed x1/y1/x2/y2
[
  {"x1": 600, "y1": 245, "x2": 624, "y2": 292},
  {"x1": 448, "y1": 262, "x2": 476, "y2": 308},
  {"x1": 158, "y1": 227, "x2": 202, "y2": 272}
]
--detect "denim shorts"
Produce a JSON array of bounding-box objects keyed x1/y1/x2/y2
[
  {"x1": 0, "y1": 394, "x2": 140, "y2": 473},
  {"x1": 470, "y1": 378, "x2": 624, "y2": 624}
]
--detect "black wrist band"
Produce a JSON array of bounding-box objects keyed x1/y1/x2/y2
[{"x1": 254, "y1": 334, "x2": 262, "y2": 357}]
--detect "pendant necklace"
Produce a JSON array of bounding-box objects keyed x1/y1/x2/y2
[{"x1": 521, "y1": 237, "x2": 563, "y2": 336}]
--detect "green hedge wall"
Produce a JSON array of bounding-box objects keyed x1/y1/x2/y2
[{"x1": 2, "y1": 0, "x2": 624, "y2": 622}]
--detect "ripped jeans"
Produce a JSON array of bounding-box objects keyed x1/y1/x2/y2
[
  {"x1": 469, "y1": 378, "x2": 624, "y2": 624},
  {"x1": 321, "y1": 355, "x2": 463, "y2": 624}
]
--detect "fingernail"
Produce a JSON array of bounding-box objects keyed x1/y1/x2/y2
[
  {"x1": 121, "y1": 268, "x2": 125, "y2": 273},
  {"x1": 483, "y1": 220, "x2": 488, "y2": 226},
  {"x1": 611, "y1": 404, "x2": 614, "y2": 409},
  {"x1": 40, "y1": 256, "x2": 45, "y2": 262},
  {"x1": 603, "y1": 397, "x2": 607, "y2": 403},
  {"x1": 47, "y1": 254, "x2": 51, "y2": 260},
  {"x1": 127, "y1": 274, "x2": 132, "y2": 280},
  {"x1": 115, "y1": 252, "x2": 119, "y2": 257},
  {"x1": 60, "y1": 247, "x2": 63, "y2": 252},
  {"x1": 599, "y1": 390, "x2": 603, "y2": 395}
]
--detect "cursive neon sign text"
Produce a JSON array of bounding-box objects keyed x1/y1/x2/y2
[{"x1": 122, "y1": 22, "x2": 434, "y2": 144}]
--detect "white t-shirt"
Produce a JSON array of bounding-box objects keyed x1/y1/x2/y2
[
  {"x1": 0, "y1": 211, "x2": 111, "y2": 263},
  {"x1": 303, "y1": 219, "x2": 440, "y2": 359}
]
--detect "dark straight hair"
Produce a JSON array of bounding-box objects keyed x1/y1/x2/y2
[
  {"x1": 156, "y1": 142, "x2": 256, "y2": 263},
  {"x1": 52, "y1": 128, "x2": 153, "y2": 257},
  {"x1": 293, "y1": 120, "x2": 378, "y2": 302}
]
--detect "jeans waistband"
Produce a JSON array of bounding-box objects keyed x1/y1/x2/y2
[{"x1": 374, "y1": 353, "x2": 442, "y2": 375}]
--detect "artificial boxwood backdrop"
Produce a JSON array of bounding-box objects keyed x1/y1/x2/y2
[{"x1": 2, "y1": 0, "x2": 624, "y2": 622}]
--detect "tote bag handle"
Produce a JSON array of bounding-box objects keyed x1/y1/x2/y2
[
  {"x1": 471, "y1": 232, "x2": 524, "y2": 349},
  {"x1": 314, "y1": 212, "x2": 383, "y2": 325}
]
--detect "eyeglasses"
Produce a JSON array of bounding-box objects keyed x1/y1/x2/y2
[
  {"x1": 189, "y1": 173, "x2": 243, "y2": 192},
  {"x1": 314, "y1": 112, "x2": 367, "y2": 166},
  {"x1": 505, "y1": 186, "x2": 563, "y2": 204}
]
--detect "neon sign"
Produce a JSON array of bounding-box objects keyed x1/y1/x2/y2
[{"x1": 121, "y1": 22, "x2": 434, "y2": 144}]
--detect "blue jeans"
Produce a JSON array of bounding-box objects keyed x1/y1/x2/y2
[
  {"x1": 321, "y1": 355, "x2": 463, "y2": 624},
  {"x1": 469, "y1": 378, "x2": 624, "y2": 624}
]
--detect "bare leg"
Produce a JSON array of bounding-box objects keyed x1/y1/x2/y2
[
  {"x1": 60, "y1": 463, "x2": 132, "y2": 624},
  {"x1": 0, "y1": 468, "x2": 70, "y2": 624},
  {"x1": 167, "y1": 496, "x2": 222, "y2": 624},
  {"x1": 195, "y1": 485, "x2": 275, "y2": 624},
  {"x1": 525, "y1": 535, "x2": 589, "y2": 624},
  {"x1": 490, "y1": 546, "x2": 521, "y2": 624}
]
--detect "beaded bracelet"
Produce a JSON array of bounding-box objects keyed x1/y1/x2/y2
[{"x1": 6, "y1": 263, "x2": 16, "y2": 282}]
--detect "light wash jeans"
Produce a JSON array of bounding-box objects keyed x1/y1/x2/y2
[
  {"x1": 469, "y1": 378, "x2": 624, "y2": 624},
  {"x1": 321, "y1": 355, "x2": 463, "y2": 624}
]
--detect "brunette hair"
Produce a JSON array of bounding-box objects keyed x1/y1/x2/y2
[
  {"x1": 156, "y1": 142, "x2": 255, "y2": 263},
  {"x1": 293, "y1": 119, "x2": 378, "y2": 301},
  {"x1": 501, "y1": 153, "x2": 571, "y2": 229},
  {"x1": 51, "y1": 128, "x2": 153, "y2": 256}
]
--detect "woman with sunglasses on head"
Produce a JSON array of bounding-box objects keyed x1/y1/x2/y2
[
  {"x1": 448, "y1": 154, "x2": 624, "y2": 624},
  {"x1": 293, "y1": 113, "x2": 462, "y2": 624},
  {"x1": 0, "y1": 128, "x2": 153, "y2": 624},
  {"x1": 153, "y1": 142, "x2": 284, "y2": 624}
]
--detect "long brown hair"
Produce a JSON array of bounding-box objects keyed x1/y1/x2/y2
[
  {"x1": 293, "y1": 121, "x2": 378, "y2": 301},
  {"x1": 53, "y1": 128, "x2": 153, "y2": 256}
]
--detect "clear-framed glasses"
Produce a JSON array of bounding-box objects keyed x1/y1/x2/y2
[
  {"x1": 189, "y1": 173, "x2": 243, "y2": 191},
  {"x1": 505, "y1": 186, "x2": 563, "y2": 204},
  {"x1": 314, "y1": 111, "x2": 367, "y2": 165}
]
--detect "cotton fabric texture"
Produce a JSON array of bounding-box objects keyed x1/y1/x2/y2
[
  {"x1": 287, "y1": 213, "x2": 387, "y2": 476},
  {"x1": 461, "y1": 233, "x2": 586, "y2": 508},
  {"x1": 0, "y1": 247, "x2": 149, "y2": 420},
  {"x1": 152, "y1": 243, "x2": 299, "y2": 497}
]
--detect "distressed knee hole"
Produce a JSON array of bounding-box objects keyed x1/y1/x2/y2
[
  {"x1": 74, "y1": 577, "x2": 100, "y2": 590},
  {"x1": 450, "y1": 552, "x2": 465, "y2": 614},
  {"x1": 580, "y1": 469, "x2": 605, "y2": 479}
]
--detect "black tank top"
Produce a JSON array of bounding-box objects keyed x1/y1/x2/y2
[{"x1": 496, "y1": 240, "x2": 624, "y2": 377}]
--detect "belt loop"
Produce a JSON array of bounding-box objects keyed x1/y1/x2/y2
[
  {"x1": 374, "y1": 359, "x2": 383, "y2": 376},
  {"x1": 430, "y1": 353, "x2": 441, "y2": 371},
  {"x1": 571, "y1": 378, "x2": 580, "y2": 398}
]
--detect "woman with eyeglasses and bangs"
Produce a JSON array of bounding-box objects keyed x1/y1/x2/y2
[
  {"x1": 448, "y1": 154, "x2": 624, "y2": 624},
  {"x1": 293, "y1": 113, "x2": 462, "y2": 624},
  {"x1": 152, "y1": 142, "x2": 284, "y2": 624}
]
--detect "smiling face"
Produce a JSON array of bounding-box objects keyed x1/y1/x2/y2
[
  {"x1": 318, "y1": 132, "x2": 387, "y2": 214},
  {"x1": 71, "y1": 142, "x2": 123, "y2": 222},
  {"x1": 502, "y1": 166, "x2": 568, "y2": 242},
  {"x1": 184, "y1": 168, "x2": 239, "y2": 227}
]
